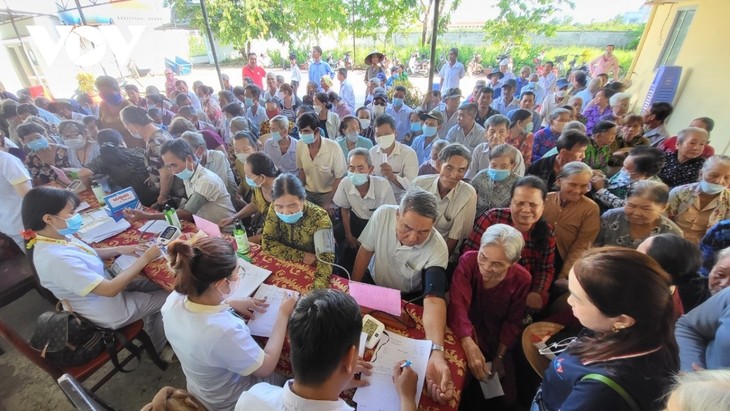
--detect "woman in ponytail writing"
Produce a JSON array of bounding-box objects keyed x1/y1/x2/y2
[{"x1": 161, "y1": 237, "x2": 296, "y2": 411}]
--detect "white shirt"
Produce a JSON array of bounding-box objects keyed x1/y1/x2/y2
[
  {"x1": 340, "y1": 78, "x2": 356, "y2": 112},
  {"x1": 439, "y1": 61, "x2": 466, "y2": 91},
  {"x1": 411, "y1": 175, "x2": 476, "y2": 242},
  {"x1": 333, "y1": 175, "x2": 396, "y2": 220},
  {"x1": 539, "y1": 93, "x2": 563, "y2": 126},
  {"x1": 538, "y1": 72, "x2": 557, "y2": 93},
  {"x1": 204, "y1": 149, "x2": 238, "y2": 197},
  {"x1": 162, "y1": 292, "x2": 265, "y2": 411},
  {"x1": 369, "y1": 143, "x2": 419, "y2": 203},
  {"x1": 466, "y1": 142, "x2": 526, "y2": 180},
  {"x1": 445, "y1": 122, "x2": 485, "y2": 153},
  {"x1": 235, "y1": 380, "x2": 354, "y2": 411},
  {"x1": 0, "y1": 151, "x2": 30, "y2": 243},
  {"x1": 291, "y1": 64, "x2": 302, "y2": 83},
  {"x1": 358, "y1": 206, "x2": 448, "y2": 293},
  {"x1": 296, "y1": 137, "x2": 347, "y2": 194},
  {"x1": 182, "y1": 164, "x2": 236, "y2": 223},
  {"x1": 490, "y1": 95, "x2": 520, "y2": 115},
  {"x1": 264, "y1": 136, "x2": 298, "y2": 174}
]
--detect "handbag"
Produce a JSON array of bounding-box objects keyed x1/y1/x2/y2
[
  {"x1": 531, "y1": 374, "x2": 640, "y2": 411},
  {"x1": 30, "y1": 300, "x2": 141, "y2": 372}
]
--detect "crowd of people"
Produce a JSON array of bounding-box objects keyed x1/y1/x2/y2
[{"x1": 2, "y1": 43, "x2": 729, "y2": 411}]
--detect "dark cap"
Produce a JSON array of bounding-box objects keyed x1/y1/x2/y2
[
  {"x1": 556, "y1": 78, "x2": 570, "y2": 89},
  {"x1": 502, "y1": 79, "x2": 517, "y2": 89},
  {"x1": 420, "y1": 110, "x2": 444, "y2": 124},
  {"x1": 443, "y1": 87, "x2": 462, "y2": 99}
]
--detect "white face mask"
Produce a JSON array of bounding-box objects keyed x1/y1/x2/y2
[
  {"x1": 218, "y1": 276, "x2": 240, "y2": 301},
  {"x1": 373, "y1": 105, "x2": 385, "y2": 116},
  {"x1": 375, "y1": 133, "x2": 395, "y2": 149},
  {"x1": 359, "y1": 118, "x2": 371, "y2": 129}
]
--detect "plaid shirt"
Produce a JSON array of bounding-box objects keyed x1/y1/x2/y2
[{"x1": 463, "y1": 208, "x2": 556, "y2": 301}]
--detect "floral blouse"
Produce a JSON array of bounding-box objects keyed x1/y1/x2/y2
[
  {"x1": 595, "y1": 207, "x2": 683, "y2": 249},
  {"x1": 24, "y1": 145, "x2": 70, "y2": 185},
  {"x1": 261, "y1": 201, "x2": 334, "y2": 289},
  {"x1": 506, "y1": 131, "x2": 534, "y2": 167}
]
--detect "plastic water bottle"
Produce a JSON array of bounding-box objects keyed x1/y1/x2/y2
[
  {"x1": 233, "y1": 219, "x2": 251, "y2": 262},
  {"x1": 163, "y1": 204, "x2": 181, "y2": 229},
  {"x1": 91, "y1": 180, "x2": 106, "y2": 206}
]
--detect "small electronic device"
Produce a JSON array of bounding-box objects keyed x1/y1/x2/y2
[
  {"x1": 66, "y1": 179, "x2": 86, "y2": 193},
  {"x1": 362, "y1": 314, "x2": 385, "y2": 350},
  {"x1": 156, "y1": 225, "x2": 181, "y2": 246}
]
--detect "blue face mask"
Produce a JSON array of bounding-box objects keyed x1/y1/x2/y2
[
  {"x1": 56, "y1": 213, "x2": 84, "y2": 236},
  {"x1": 102, "y1": 92, "x2": 123, "y2": 105},
  {"x1": 175, "y1": 160, "x2": 194, "y2": 180},
  {"x1": 392, "y1": 97, "x2": 404, "y2": 107},
  {"x1": 347, "y1": 172, "x2": 369, "y2": 186},
  {"x1": 27, "y1": 138, "x2": 50, "y2": 152},
  {"x1": 700, "y1": 180, "x2": 725, "y2": 195},
  {"x1": 410, "y1": 122, "x2": 422, "y2": 133},
  {"x1": 524, "y1": 122, "x2": 534, "y2": 133},
  {"x1": 276, "y1": 210, "x2": 303, "y2": 224},
  {"x1": 245, "y1": 175, "x2": 258, "y2": 188},
  {"x1": 270, "y1": 131, "x2": 282, "y2": 142},
  {"x1": 422, "y1": 125, "x2": 437, "y2": 137},
  {"x1": 487, "y1": 168, "x2": 510, "y2": 182},
  {"x1": 244, "y1": 97, "x2": 254, "y2": 108},
  {"x1": 300, "y1": 132, "x2": 315, "y2": 144}
]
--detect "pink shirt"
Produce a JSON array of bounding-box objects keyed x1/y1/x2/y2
[{"x1": 590, "y1": 54, "x2": 620, "y2": 79}]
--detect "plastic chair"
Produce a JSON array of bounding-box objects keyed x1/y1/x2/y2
[
  {"x1": 0, "y1": 317, "x2": 168, "y2": 393},
  {"x1": 0, "y1": 232, "x2": 36, "y2": 308},
  {"x1": 57, "y1": 373, "x2": 115, "y2": 411}
]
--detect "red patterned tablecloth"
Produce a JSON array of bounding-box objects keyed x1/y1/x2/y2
[{"x1": 74, "y1": 189, "x2": 466, "y2": 410}]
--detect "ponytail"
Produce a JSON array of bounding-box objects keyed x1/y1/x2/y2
[{"x1": 168, "y1": 237, "x2": 237, "y2": 297}]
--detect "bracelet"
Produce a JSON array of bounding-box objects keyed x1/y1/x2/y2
[{"x1": 496, "y1": 354, "x2": 504, "y2": 360}]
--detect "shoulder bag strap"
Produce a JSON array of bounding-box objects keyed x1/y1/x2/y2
[{"x1": 581, "y1": 373, "x2": 640, "y2": 411}]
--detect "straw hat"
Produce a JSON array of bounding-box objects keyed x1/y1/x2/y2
[
  {"x1": 521, "y1": 322, "x2": 565, "y2": 378},
  {"x1": 364, "y1": 51, "x2": 384, "y2": 65}
]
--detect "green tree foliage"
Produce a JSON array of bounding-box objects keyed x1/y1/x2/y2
[
  {"x1": 483, "y1": 0, "x2": 575, "y2": 52},
  {"x1": 418, "y1": 0, "x2": 462, "y2": 46}
]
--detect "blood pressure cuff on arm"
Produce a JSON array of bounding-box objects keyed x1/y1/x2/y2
[
  {"x1": 423, "y1": 266, "x2": 447, "y2": 300},
  {"x1": 180, "y1": 192, "x2": 209, "y2": 214}
]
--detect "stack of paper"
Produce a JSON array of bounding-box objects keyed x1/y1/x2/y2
[
  {"x1": 229, "y1": 259, "x2": 273, "y2": 300},
  {"x1": 77, "y1": 209, "x2": 131, "y2": 243},
  {"x1": 246, "y1": 284, "x2": 299, "y2": 337}
]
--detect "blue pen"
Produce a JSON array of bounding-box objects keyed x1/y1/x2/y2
[{"x1": 400, "y1": 360, "x2": 412, "y2": 368}]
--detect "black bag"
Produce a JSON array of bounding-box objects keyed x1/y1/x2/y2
[{"x1": 30, "y1": 301, "x2": 140, "y2": 371}]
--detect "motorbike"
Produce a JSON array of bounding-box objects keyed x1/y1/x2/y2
[
  {"x1": 336, "y1": 52, "x2": 353, "y2": 70},
  {"x1": 467, "y1": 54, "x2": 484, "y2": 76},
  {"x1": 407, "y1": 53, "x2": 430, "y2": 77}
]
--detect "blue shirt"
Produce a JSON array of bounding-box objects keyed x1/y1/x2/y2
[
  {"x1": 490, "y1": 96, "x2": 520, "y2": 115},
  {"x1": 699, "y1": 220, "x2": 730, "y2": 276},
  {"x1": 532, "y1": 127, "x2": 557, "y2": 163},
  {"x1": 410, "y1": 135, "x2": 440, "y2": 165},
  {"x1": 676, "y1": 287, "x2": 730, "y2": 371},
  {"x1": 308, "y1": 61, "x2": 334, "y2": 91},
  {"x1": 38, "y1": 108, "x2": 61, "y2": 125},
  {"x1": 385, "y1": 104, "x2": 414, "y2": 142},
  {"x1": 336, "y1": 136, "x2": 373, "y2": 159},
  {"x1": 339, "y1": 79, "x2": 355, "y2": 112},
  {"x1": 246, "y1": 105, "x2": 269, "y2": 130}
]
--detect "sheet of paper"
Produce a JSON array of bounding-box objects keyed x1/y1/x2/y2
[
  {"x1": 353, "y1": 331, "x2": 431, "y2": 410},
  {"x1": 358, "y1": 332, "x2": 368, "y2": 358},
  {"x1": 77, "y1": 209, "x2": 131, "y2": 243},
  {"x1": 75, "y1": 202, "x2": 91, "y2": 213},
  {"x1": 193, "y1": 215, "x2": 221, "y2": 237},
  {"x1": 349, "y1": 281, "x2": 402, "y2": 316},
  {"x1": 229, "y1": 259, "x2": 272, "y2": 300},
  {"x1": 479, "y1": 366, "x2": 504, "y2": 399},
  {"x1": 139, "y1": 220, "x2": 169, "y2": 235},
  {"x1": 245, "y1": 284, "x2": 299, "y2": 337}
]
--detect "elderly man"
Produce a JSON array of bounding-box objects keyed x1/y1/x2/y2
[
  {"x1": 337, "y1": 68, "x2": 355, "y2": 112},
  {"x1": 575, "y1": 77, "x2": 601, "y2": 112},
  {"x1": 437, "y1": 88, "x2": 462, "y2": 139},
  {"x1": 385, "y1": 85, "x2": 414, "y2": 142},
  {"x1": 263, "y1": 115, "x2": 298, "y2": 174},
  {"x1": 175, "y1": 80, "x2": 203, "y2": 112},
  {"x1": 643, "y1": 102, "x2": 674, "y2": 147},
  {"x1": 475, "y1": 86, "x2": 499, "y2": 127},
  {"x1": 412, "y1": 110, "x2": 444, "y2": 164},
  {"x1": 600, "y1": 92, "x2": 631, "y2": 123},
  {"x1": 242, "y1": 52, "x2": 266, "y2": 88},
  {"x1": 515, "y1": 66, "x2": 532, "y2": 95},
  {"x1": 47, "y1": 99, "x2": 85, "y2": 121},
  {"x1": 491, "y1": 79, "x2": 519, "y2": 115},
  {"x1": 296, "y1": 112, "x2": 346, "y2": 210},
  {"x1": 521, "y1": 73, "x2": 546, "y2": 106},
  {"x1": 439, "y1": 47, "x2": 466, "y2": 95},
  {"x1": 180, "y1": 131, "x2": 238, "y2": 199},
  {"x1": 309, "y1": 46, "x2": 334, "y2": 92},
  {"x1": 353, "y1": 189, "x2": 455, "y2": 405},
  {"x1": 590, "y1": 44, "x2": 620, "y2": 80},
  {"x1": 569, "y1": 71, "x2": 587, "y2": 97},
  {"x1": 244, "y1": 85, "x2": 268, "y2": 130},
  {"x1": 369, "y1": 114, "x2": 418, "y2": 202},
  {"x1": 508, "y1": 90, "x2": 542, "y2": 133},
  {"x1": 363, "y1": 78, "x2": 381, "y2": 106},
  {"x1": 467, "y1": 114, "x2": 526, "y2": 179},
  {"x1": 445, "y1": 102, "x2": 485, "y2": 153},
  {"x1": 498, "y1": 58, "x2": 516, "y2": 83},
  {"x1": 539, "y1": 78, "x2": 570, "y2": 125},
  {"x1": 467, "y1": 79, "x2": 487, "y2": 103},
  {"x1": 527, "y1": 129, "x2": 590, "y2": 191},
  {"x1": 412, "y1": 144, "x2": 477, "y2": 255}
]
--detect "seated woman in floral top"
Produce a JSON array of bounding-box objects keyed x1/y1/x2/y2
[
  {"x1": 505, "y1": 108, "x2": 534, "y2": 167},
  {"x1": 262, "y1": 173, "x2": 334, "y2": 289},
  {"x1": 583, "y1": 120, "x2": 618, "y2": 173},
  {"x1": 17, "y1": 121, "x2": 69, "y2": 186},
  {"x1": 582, "y1": 87, "x2": 615, "y2": 134},
  {"x1": 658, "y1": 127, "x2": 708, "y2": 188},
  {"x1": 595, "y1": 180, "x2": 683, "y2": 249}
]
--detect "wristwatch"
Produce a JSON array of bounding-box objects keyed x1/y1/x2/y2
[{"x1": 431, "y1": 343, "x2": 445, "y2": 353}]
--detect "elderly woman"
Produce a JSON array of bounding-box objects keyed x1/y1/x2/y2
[
  {"x1": 263, "y1": 72, "x2": 279, "y2": 101},
  {"x1": 616, "y1": 114, "x2": 650, "y2": 148},
  {"x1": 336, "y1": 115, "x2": 373, "y2": 158},
  {"x1": 59, "y1": 120, "x2": 100, "y2": 168},
  {"x1": 592, "y1": 145, "x2": 666, "y2": 211},
  {"x1": 79, "y1": 129, "x2": 158, "y2": 206},
  {"x1": 506, "y1": 108, "x2": 534, "y2": 167},
  {"x1": 544, "y1": 162, "x2": 600, "y2": 281},
  {"x1": 667, "y1": 155, "x2": 730, "y2": 244},
  {"x1": 262, "y1": 173, "x2": 334, "y2": 289},
  {"x1": 596, "y1": 180, "x2": 683, "y2": 249},
  {"x1": 659, "y1": 127, "x2": 708, "y2": 188},
  {"x1": 464, "y1": 176, "x2": 556, "y2": 312},
  {"x1": 17, "y1": 122, "x2": 70, "y2": 186},
  {"x1": 676, "y1": 287, "x2": 730, "y2": 371},
  {"x1": 313, "y1": 92, "x2": 341, "y2": 139},
  {"x1": 355, "y1": 106, "x2": 375, "y2": 143},
  {"x1": 261, "y1": 115, "x2": 297, "y2": 175},
  {"x1": 535, "y1": 248, "x2": 679, "y2": 410},
  {"x1": 449, "y1": 224, "x2": 531, "y2": 408},
  {"x1": 328, "y1": 91, "x2": 353, "y2": 121},
  {"x1": 196, "y1": 85, "x2": 222, "y2": 128},
  {"x1": 470, "y1": 144, "x2": 521, "y2": 217},
  {"x1": 582, "y1": 87, "x2": 616, "y2": 134},
  {"x1": 583, "y1": 120, "x2": 618, "y2": 173},
  {"x1": 599, "y1": 92, "x2": 631, "y2": 124},
  {"x1": 418, "y1": 139, "x2": 450, "y2": 176},
  {"x1": 664, "y1": 370, "x2": 730, "y2": 411}
]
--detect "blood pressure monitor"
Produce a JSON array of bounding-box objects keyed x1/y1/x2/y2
[
  {"x1": 362, "y1": 314, "x2": 385, "y2": 349},
  {"x1": 66, "y1": 180, "x2": 86, "y2": 193},
  {"x1": 156, "y1": 225, "x2": 182, "y2": 246}
]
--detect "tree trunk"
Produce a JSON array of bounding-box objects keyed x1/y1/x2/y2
[{"x1": 420, "y1": 0, "x2": 433, "y2": 46}]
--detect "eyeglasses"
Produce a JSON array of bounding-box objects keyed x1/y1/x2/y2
[{"x1": 538, "y1": 337, "x2": 577, "y2": 356}]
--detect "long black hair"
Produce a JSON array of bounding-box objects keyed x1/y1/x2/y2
[{"x1": 22, "y1": 187, "x2": 80, "y2": 232}]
